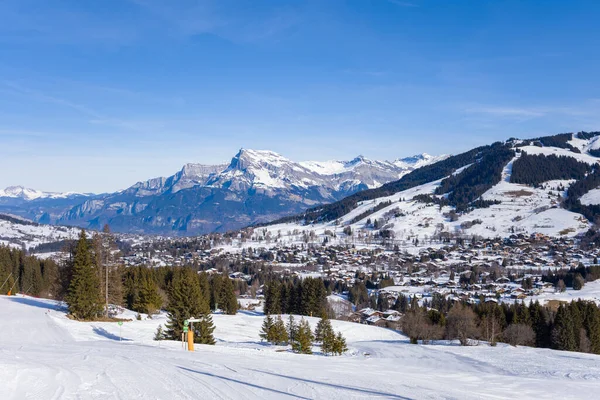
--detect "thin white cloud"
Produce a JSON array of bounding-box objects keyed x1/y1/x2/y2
[
  {"x1": 3, "y1": 81, "x2": 103, "y2": 118},
  {"x1": 465, "y1": 106, "x2": 545, "y2": 118},
  {"x1": 130, "y1": 0, "x2": 301, "y2": 43},
  {"x1": 387, "y1": 0, "x2": 418, "y2": 7}
]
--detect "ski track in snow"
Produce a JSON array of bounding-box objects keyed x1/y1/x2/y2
[{"x1": 1, "y1": 295, "x2": 600, "y2": 399}]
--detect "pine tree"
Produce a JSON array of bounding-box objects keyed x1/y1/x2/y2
[
  {"x1": 584, "y1": 302, "x2": 600, "y2": 354},
  {"x1": 66, "y1": 230, "x2": 103, "y2": 320},
  {"x1": 272, "y1": 315, "x2": 289, "y2": 345},
  {"x1": 264, "y1": 281, "x2": 281, "y2": 315},
  {"x1": 166, "y1": 267, "x2": 213, "y2": 344},
  {"x1": 136, "y1": 272, "x2": 162, "y2": 315},
  {"x1": 529, "y1": 301, "x2": 551, "y2": 348},
  {"x1": 194, "y1": 314, "x2": 216, "y2": 345},
  {"x1": 260, "y1": 314, "x2": 275, "y2": 342},
  {"x1": 198, "y1": 272, "x2": 211, "y2": 307},
  {"x1": 154, "y1": 324, "x2": 166, "y2": 341},
  {"x1": 552, "y1": 304, "x2": 577, "y2": 351},
  {"x1": 573, "y1": 274, "x2": 585, "y2": 290},
  {"x1": 314, "y1": 313, "x2": 334, "y2": 343},
  {"x1": 321, "y1": 328, "x2": 336, "y2": 355},
  {"x1": 292, "y1": 318, "x2": 314, "y2": 354},
  {"x1": 287, "y1": 315, "x2": 297, "y2": 344},
  {"x1": 209, "y1": 274, "x2": 223, "y2": 311},
  {"x1": 220, "y1": 276, "x2": 238, "y2": 315},
  {"x1": 332, "y1": 331, "x2": 348, "y2": 355}
]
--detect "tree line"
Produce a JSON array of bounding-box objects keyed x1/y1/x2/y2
[
  {"x1": 0, "y1": 245, "x2": 59, "y2": 298},
  {"x1": 403, "y1": 295, "x2": 600, "y2": 354},
  {"x1": 263, "y1": 277, "x2": 328, "y2": 316}
]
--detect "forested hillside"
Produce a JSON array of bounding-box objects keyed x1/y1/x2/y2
[{"x1": 270, "y1": 143, "x2": 501, "y2": 225}]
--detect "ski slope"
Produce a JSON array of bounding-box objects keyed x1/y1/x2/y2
[{"x1": 2, "y1": 295, "x2": 600, "y2": 399}]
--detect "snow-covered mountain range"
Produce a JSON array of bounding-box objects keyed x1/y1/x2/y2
[
  {"x1": 0, "y1": 186, "x2": 90, "y2": 201},
  {"x1": 0, "y1": 149, "x2": 445, "y2": 235}
]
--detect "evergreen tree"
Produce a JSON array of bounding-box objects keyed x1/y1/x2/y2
[
  {"x1": 314, "y1": 313, "x2": 334, "y2": 343},
  {"x1": 198, "y1": 272, "x2": 211, "y2": 307},
  {"x1": 209, "y1": 274, "x2": 223, "y2": 311},
  {"x1": 194, "y1": 314, "x2": 216, "y2": 345},
  {"x1": 393, "y1": 294, "x2": 408, "y2": 313},
  {"x1": 292, "y1": 318, "x2": 314, "y2": 354},
  {"x1": 332, "y1": 331, "x2": 348, "y2": 356},
  {"x1": 321, "y1": 327, "x2": 336, "y2": 355},
  {"x1": 154, "y1": 324, "x2": 166, "y2": 341},
  {"x1": 165, "y1": 267, "x2": 214, "y2": 345},
  {"x1": 552, "y1": 304, "x2": 577, "y2": 351},
  {"x1": 529, "y1": 301, "x2": 551, "y2": 348},
  {"x1": 287, "y1": 315, "x2": 297, "y2": 344},
  {"x1": 582, "y1": 302, "x2": 600, "y2": 354},
  {"x1": 264, "y1": 281, "x2": 281, "y2": 315},
  {"x1": 573, "y1": 274, "x2": 585, "y2": 290},
  {"x1": 272, "y1": 315, "x2": 289, "y2": 345},
  {"x1": 260, "y1": 314, "x2": 275, "y2": 342},
  {"x1": 135, "y1": 270, "x2": 163, "y2": 315},
  {"x1": 66, "y1": 230, "x2": 103, "y2": 320},
  {"x1": 220, "y1": 276, "x2": 238, "y2": 315},
  {"x1": 513, "y1": 302, "x2": 531, "y2": 325}
]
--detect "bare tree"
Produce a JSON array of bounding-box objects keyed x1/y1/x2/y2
[
  {"x1": 502, "y1": 324, "x2": 535, "y2": 347},
  {"x1": 446, "y1": 303, "x2": 479, "y2": 346},
  {"x1": 480, "y1": 312, "x2": 503, "y2": 346},
  {"x1": 402, "y1": 309, "x2": 444, "y2": 344}
]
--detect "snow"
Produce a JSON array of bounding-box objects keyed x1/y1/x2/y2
[
  {"x1": 0, "y1": 218, "x2": 84, "y2": 250},
  {"x1": 251, "y1": 168, "x2": 286, "y2": 189},
  {"x1": 519, "y1": 145, "x2": 600, "y2": 165},
  {"x1": 2, "y1": 294, "x2": 600, "y2": 399},
  {"x1": 299, "y1": 160, "x2": 352, "y2": 175},
  {"x1": 528, "y1": 279, "x2": 600, "y2": 306},
  {"x1": 300, "y1": 154, "x2": 446, "y2": 177},
  {"x1": 0, "y1": 186, "x2": 90, "y2": 200},
  {"x1": 580, "y1": 188, "x2": 600, "y2": 205},
  {"x1": 393, "y1": 153, "x2": 449, "y2": 169}
]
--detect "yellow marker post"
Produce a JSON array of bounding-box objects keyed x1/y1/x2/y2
[
  {"x1": 187, "y1": 328, "x2": 194, "y2": 351},
  {"x1": 186, "y1": 318, "x2": 202, "y2": 352}
]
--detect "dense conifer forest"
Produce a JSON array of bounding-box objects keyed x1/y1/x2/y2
[
  {"x1": 511, "y1": 152, "x2": 593, "y2": 186},
  {"x1": 0, "y1": 246, "x2": 59, "y2": 298},
  {"x1": 434, "y1": 143, "x2": 514, "y2": 211}
]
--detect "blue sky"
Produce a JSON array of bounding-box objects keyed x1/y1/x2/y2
[{"x1": 1, "y1": 0, "x2": 599, "y2": 192}]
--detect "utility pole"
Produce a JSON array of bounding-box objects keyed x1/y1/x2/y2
[
  {"x1": 0, "y1": 273, "x2": 13, "y2": 292},
  {"x1": 7, "y1": 279, "x2": 17, "y2": 296},
  {"x1": 106, "y1": 251, "x2": 109, "y2": 318}
]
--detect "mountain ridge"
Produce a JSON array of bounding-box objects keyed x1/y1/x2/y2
[{"x1": 0, "y1": 149, "x2": 444, "y2": 235}]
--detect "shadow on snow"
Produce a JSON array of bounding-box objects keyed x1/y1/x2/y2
[
  {"x1": 7, "y1": 296, "x2": 67, "y2": 312},
  {"x1": 92, "y1": 326, "x2": 131, "y2": 341}
]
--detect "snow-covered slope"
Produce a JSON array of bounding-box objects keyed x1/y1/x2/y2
[
  {"x1": 258, "y1": 133, "x2": 600, "y2": 243},
  {"x1": 0, "y1": 214, "x2": 83, "y2": 250},
  {"x1": 2, "y1": 294, "x2": 599, "y2": 399}
]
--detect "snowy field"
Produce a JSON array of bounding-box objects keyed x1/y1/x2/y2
[{"x1": 2, "y1": 295, "x2": 600, "y2": 399}]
